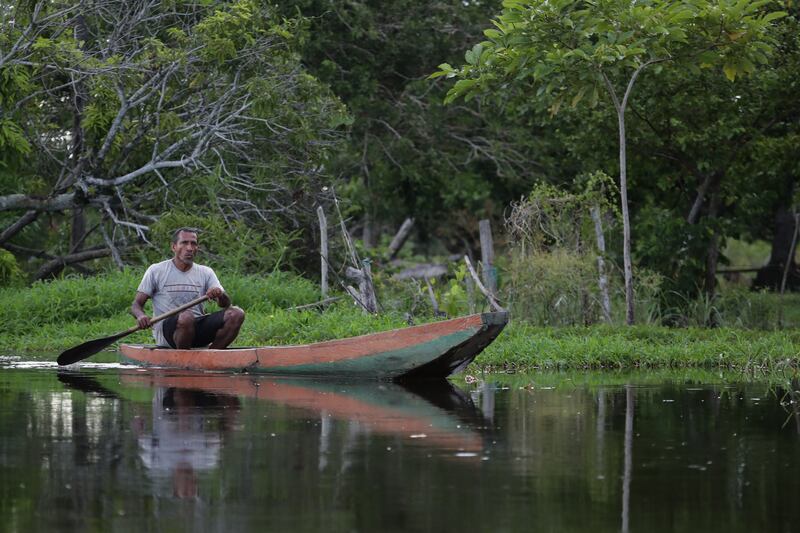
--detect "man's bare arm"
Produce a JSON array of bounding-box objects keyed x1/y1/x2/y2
[{"x1": 131, "y1": 291, "x2": 152, "y2": 328}]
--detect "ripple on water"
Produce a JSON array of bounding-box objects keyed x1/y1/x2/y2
[{"x1": 0, "y1": 357, "x2": 136, "y2": 371}]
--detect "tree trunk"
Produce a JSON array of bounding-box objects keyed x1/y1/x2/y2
[
  {"x1": 0, "y1": 210, "x2": 39, "y2": 245},
  {"x1": 591, "y1": 206, "x2": 612, "y2": 323},
  {"x1": 704, "y1": 191, "x2": 722, "y2": 294},
  {"x1": 71, "y1": 208, "x2": 86, "y2": 252},
  {"x1": 602, "y1": 63, "x2": 657, "y2": 325},
  {"x1": 617, "y1": 107, "x2": 635, "y2": 325},
  {"x1": 754, "y1": 206, "x2": 800, "y2": 291}
]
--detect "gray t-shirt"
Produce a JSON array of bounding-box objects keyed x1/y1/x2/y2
[{"x1": 137, "y1": 259, "x2": 223, "y2": 346}]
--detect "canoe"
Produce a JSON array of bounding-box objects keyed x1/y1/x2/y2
[{"x1": 119, "y1": 311, "x2": 508, "y2": 380}]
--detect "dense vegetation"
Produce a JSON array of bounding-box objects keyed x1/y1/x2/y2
[{"x1": 2, "y1": 1, "x2": 800, "y2": 368}]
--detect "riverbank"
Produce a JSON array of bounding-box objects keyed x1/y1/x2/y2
[
  {"x1": 3, "y1": 310, "x2": 800, "y2": 372},
  {"x1": 2, "y1": 271, "x2": 800, "y2": 372}
]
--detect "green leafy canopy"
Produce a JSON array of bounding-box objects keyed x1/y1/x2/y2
[{"x1": 437, "y1": 0, "x2": 786, "y2": 108}]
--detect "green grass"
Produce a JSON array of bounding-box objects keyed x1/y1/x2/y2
[
  {"x1": 474, "y1": 322, "x2": 800, "y2": 372},
  {"x1": 2, "y1": 270, "x2": 800, "y2": 373}
]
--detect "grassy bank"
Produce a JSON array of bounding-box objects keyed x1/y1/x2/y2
[
  {"x1": 2, "y1": 271, "x2": 800, "y2": 373},
  {"x1": 478, "y1": 322, "x2": 800, "y2": 372}
]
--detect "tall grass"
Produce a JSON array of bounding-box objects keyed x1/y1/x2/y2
[{"x1": 0, "y1": 268, "x2": 321, "y2": 336}]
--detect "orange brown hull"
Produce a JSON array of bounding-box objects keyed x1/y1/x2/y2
[{"x1": 119, "y1": 312, "x2": 508, "y2": 380}]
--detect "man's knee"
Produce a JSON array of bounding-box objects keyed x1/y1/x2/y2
[
  {"x1": 176, "y1": 310, "x2": 195, "y2": 330},
  {"x1": 225, "y1": 306, "x2": 245, "y2": 327}
]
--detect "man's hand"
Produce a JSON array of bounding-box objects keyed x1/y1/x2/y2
[
  {"x1": 206, "y1": 287, "x2": 231, "y2": 308},
  {"x1": 136, "y1": 315, "x2": 152, "y2": 329}
]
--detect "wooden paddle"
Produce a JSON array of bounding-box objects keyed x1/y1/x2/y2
[{"x1": 57, "y1": 295, "x2": 209, "y2": 366}]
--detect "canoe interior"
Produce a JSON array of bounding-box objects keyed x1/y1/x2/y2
[{"x1": 120, "y1": 311, "x2": 508, "y2": 380}]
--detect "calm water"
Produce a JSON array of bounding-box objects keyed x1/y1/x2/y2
[{"x1": 1, "y1": 361, "x2": 799, "y2": 532}]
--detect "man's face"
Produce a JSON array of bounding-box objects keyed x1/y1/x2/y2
[{"x1": 171, "y1": 231, "x2": 199, "y2": 265}]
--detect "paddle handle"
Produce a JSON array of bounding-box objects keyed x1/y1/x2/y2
[{"x1": 132, "y1": 294, "x2": 210, "y2": 332}]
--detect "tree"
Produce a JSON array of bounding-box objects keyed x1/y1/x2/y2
[
  {"x1": 275, "y1": 0, "x2": 548, "y2": 255},
  {"x1": 609, "y1": 8, "x2": 800, "y2": 304},
  {"x1": 0, "y1": 0, "x2": 346, "y2": 280},
  {"x1": 436, "y1": 0, "x2": 784, "y2": 324}
]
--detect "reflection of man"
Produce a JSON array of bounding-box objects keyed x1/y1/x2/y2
[{"x1": 136, "y1": 387, "x2": 239, "y2": 499}]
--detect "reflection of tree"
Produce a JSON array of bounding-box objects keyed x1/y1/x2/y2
[
  {"x1": 794, "y1": 379, "x2": 800, "y2": 435},
  {"x1": 136, "y1": 387, "x2": 239, "y2": 499},
  {"x1": 621, "y1": 385, "x2": 634, "y2": 533}
]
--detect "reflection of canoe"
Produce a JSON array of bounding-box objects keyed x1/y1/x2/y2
[
  {"x1": 121, "y1": 371, "x2": 487, "y2": 453},
  {"x1": 120, "y1": 312, "x2": 508, "y2": 380}
]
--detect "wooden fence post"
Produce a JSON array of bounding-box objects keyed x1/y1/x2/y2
[
  {"x1": 317, "y1": 206, "x2": 328, "y2": 298},
  {"x1": 387, "y1": 217, "x2": 414, "y2": 260},
  {"x1": 479, "y1": 219, "x2": 496, "y2": 295},
  {"x1": 591, "y1": 206, "x2": 612, "y2": 323}
]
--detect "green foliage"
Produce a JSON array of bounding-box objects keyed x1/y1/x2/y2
[
  {"x1": 670, "y1": 287, "x2": 800, "y2": 330},
  {"x1": 476, "y1": 320, "x2": 800, "y2": 370},
  {"x1": 2, "y1": 263, "x2": 800, "y2": 371},
  {"x1": 507, "y1": 175, "x2": 618, "y2": 253},
  {"x1": 0, "y1": 0, "x2": 347, "y2": 279},
  {"x1": 440, "y1": 0, "x2": 784, "y2": 107},
  {"x1": 441, "y1": 265, "x2": 470, "y2": 317},
  {"x1": 243, "y1": 306, "x2": 409, "y2": 345},
  {"x1": 0, "y1": 271, "x2": 143, "y2": 336},
  {"x1": 634, "y1": 206, "x2": 714, "y2": 300},
  {"x1": 0, "y1": 118, "x2": 31, "y2": 155},
  {"x1": 147, "y1": 211, "x2": 302, "y2": 274},
  {"x1": 438, "y1": 0, "x2": 791, "y2": 319},
  {"x1": 503, "y1": 180, "x2": 672, "y2": 325},
  {"x1": 273, "y1": 0, "x2": 540, "y2": 250},
  {"x1": 0, "y1": 249, "x2": 23, "y2": 286}
]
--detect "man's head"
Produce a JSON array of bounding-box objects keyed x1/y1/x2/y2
[{"x1": 171, "y1": 228, "x2": 199, "y2": 268}]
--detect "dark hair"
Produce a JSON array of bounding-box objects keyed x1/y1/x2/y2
[{"x1": 171, "y1": 227, "x2": 200, "y2": 244}]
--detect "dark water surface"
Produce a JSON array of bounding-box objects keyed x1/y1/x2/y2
[{"x1": 1, "y1": 361, "x2": 799, "y2": 533}]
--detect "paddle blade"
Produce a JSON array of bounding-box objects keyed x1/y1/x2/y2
[{"x1": 57, "y1": 331, "x2": 129, "y2": 366}]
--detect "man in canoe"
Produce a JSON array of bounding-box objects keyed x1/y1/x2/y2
[{"x1": 131, "y1": 228, "x2": 245, "y2": 349}]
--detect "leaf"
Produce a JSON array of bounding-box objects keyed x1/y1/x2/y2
[
  {"x1": 465, "y1": 43, "x2": 484, "y2": 66},
  {"x1": 428, "y1": 63, "x2": 455, "y2": 79},
  {"x1": 452, "y1": 78, "x2": 477, "y2": 93},
  {"x1": 32, "y1": 37, "x2": 52, "y2": 51},
  {"x1": 571, "y1": 85, "x2": 588, "y2": 107},
  {"x1": 762, "y1": 11, "x2": 787, "y2": 23},
  {"x1": 723, "y1": 63, "x2": 737, "y2": 81},
  {"x1": 444, "y1": 78, "x2": 478, "y2": 104}
]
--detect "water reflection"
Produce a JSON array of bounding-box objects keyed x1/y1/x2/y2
[
  {"x1": 783, "y1": 378, "x2": 800, "y2": 434},
  {"x1": 122, "y1": 372, "x2": 488, "y2": 458},
  {"x1": 2, "y1": 368, "x2": 799, "y2": 532},
  {"x1": 135, "y1": 387, "x2": 240, "y2": 499}
]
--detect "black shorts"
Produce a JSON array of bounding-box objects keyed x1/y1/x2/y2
[{"x1": 162, "y1": 310, "x2": 226, "y2": 349}]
